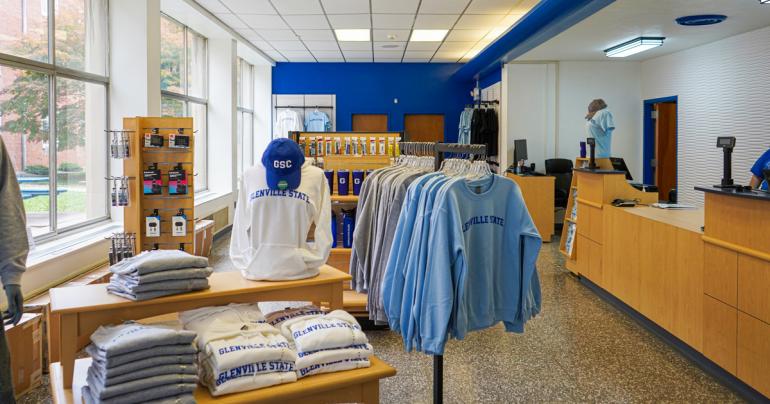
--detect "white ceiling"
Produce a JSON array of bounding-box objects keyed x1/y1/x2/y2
[
  {"x1": 518, "y1": 0, "x2": 770, "y2": 62},
  {"x1": 195, "y1": 0, "x2": 540, "y2": 63}
]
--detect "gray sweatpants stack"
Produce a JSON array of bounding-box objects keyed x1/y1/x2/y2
[
  {"x1": 106, "y1": 250, "x2": 213, "y2": 301},
  {"x1": 81, "y1": 322, "x2": 199, "y2": 404}
]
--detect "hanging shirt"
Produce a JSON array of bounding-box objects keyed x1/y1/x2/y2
[
  {"x1": 273, "y1": 109, "x2": 303, "y2": 138},
  {"x1": 458, "y1": 108, "x2": 473, "y2": 144},
  {"x1": 586, "y1": 109, "x2": 615, "y2": 158},
  {"x1": 750, "y1": 149, "x2": 770, "y2": 191},
  {"x1": 304, "y1": 111, "x2": 331, "y2": 132},
  {"x1": 419, "y1": 175, "x2": 542, "y2": 355},
  {"x1": 230, "y1": 160, "x2": 332, "y2": 280}
]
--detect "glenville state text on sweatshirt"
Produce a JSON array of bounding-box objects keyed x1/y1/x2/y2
[{"x1": 230, "y1": 160, "x2": 332, "y2": 280}]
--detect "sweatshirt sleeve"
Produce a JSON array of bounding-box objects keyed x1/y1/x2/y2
[
  {"x1": 302, "y1": 174, "x2": 332, "y2": 269},
  {"x1": 0, "y1": 138, "x2": 29, "y2": 286},
  {"x1": 229, "y1": 176, "x2": 253, "y2": 270}
]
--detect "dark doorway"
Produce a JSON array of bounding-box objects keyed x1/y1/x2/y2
[{"x1": 643, "y1": 97, "x2": 677, "y2": 201}]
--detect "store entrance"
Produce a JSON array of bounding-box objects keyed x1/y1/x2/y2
[{"x1": 643, "y1": 97, "x2": 678, "y2": 201}]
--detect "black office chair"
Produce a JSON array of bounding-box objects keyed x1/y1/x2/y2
[{"x1": 545, "y1": 158, "x2": 573, "y2": 208}]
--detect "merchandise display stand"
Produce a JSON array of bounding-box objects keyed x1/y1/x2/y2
[
  {"x1": 292, "y1": 131, "x2": 399, "y2": 315},
  {"x1": 432, "y1": 143, "x2": 488, "y2": 404},
  {"x1": 47, "y1": 266, "x2": 351, "y2": 392},
  {"x1": 121, "y1": 117, "x2": 195, "y2": 254},
  {"x1": 558, "y1": 157, "x2": 612, "y2": 273}
]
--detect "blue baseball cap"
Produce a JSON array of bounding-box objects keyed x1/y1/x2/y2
[{"x1": 261, "y1": 138, "x2": 305, "y2": 190}]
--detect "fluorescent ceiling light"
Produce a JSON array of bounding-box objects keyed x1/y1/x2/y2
[
  {"x1": 463, "y1": 48, "x2": 482, "y2": 59},
  {"x1": 484, "y1": 27, "x2": 506, "y2": 41},
  {"x1": 410, "y1": 29, "x2": 448, "y2": 42},
  {"x1": 761, "y1": 0, "x2": 770, "y2": 4},
  {"x1": 335, "y1": 29, "x2": 370, "y2": 41},
  {"x1": 604, "y1": 37, "x2": 665, "y2": 58}
]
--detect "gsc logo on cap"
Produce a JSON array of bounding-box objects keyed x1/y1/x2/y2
[{"x1": 273, "y1": 160, "x2": 293, "y2": 169}]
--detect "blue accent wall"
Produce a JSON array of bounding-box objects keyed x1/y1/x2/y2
[
  {"x1": 479, "y1": 67, "x2": 502, "y2": 89},
  {"x1": 272, "y1": 63, "x2": 473, "y2": 142}
]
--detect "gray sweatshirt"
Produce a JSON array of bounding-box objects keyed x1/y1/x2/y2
[{"x1": 0, "y1": 138, "x2": 28, "y2": 286}]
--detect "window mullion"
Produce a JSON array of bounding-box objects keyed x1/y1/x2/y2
[{"x1": 49, "y1": 75, "x2": 57, "y2": 233}]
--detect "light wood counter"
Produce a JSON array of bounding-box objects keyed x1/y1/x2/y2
[{"x1": 506, "y1": 173, "x2": 555, "y2": 242}]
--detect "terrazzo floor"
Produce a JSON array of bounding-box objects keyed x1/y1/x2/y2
[{"x1": 20, "y1": 231, "x2": 744, "y2": 403}]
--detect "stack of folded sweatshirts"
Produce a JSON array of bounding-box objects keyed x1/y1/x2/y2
[
  {"x1": 266, "y1": 306, "x2": 373, "y2": 378},
  {"x1": 180, "y1": 303, "x2": 298, "y2": 396},
  {"x1": 107, "y1": 250, "x2": 212, "y2": 301},
  {"x1": 82, "y1": 322, "x2": 198, "y2": 404}
]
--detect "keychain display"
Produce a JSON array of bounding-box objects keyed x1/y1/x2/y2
[
  {"x1": 108, "y1": 233, "x2": 136, "y2": 265},
  {"x1": 146, "y1": 210, "x2": 161, "y2": 238},
  {"x1": 171, "y1": 209, "x2": 187, "y2": 237},
  {"x1": 168, "y1": 165, "x2": 188, "y2": 195},
  {"x1": 108, "y1": 131, "x2": 131, "y2": 159},
  {"x1": 143, "y1": 164, "x2": 163, "y2": 195},
  {"x1": 109, "y1": 177, "x2": 130, "y2": 207}
]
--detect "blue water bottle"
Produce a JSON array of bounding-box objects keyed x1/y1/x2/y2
[
  {"x1": 337, "y1": 170, "x2": 350, "y2": 196},
  {"x1": 331, "y1": 210, "x2": 337, "y2": 248},
  {"x1": 342, "y1": 209, "x2": 355, "y2": 248},
  {"x1": 352, "y1": 170, "x2": 364, "y2": 195},
  {"x1": 580, "y1": 141, "x2": 587, "y2": 158},
  {"x1": 324, "y1": 170, "x2": 334, "y2": 194}
]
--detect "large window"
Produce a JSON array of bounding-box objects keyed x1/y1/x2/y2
[
  {"x1": 0, "y1": 0, "x2": 109, "y2": 240},
  {"x1": 160, "y1": 14, "x2": 208, "y2": 191},
  {"x1": 236, "y1": 58, "x2": 254, "y2": 177}
]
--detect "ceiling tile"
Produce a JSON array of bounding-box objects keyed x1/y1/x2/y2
[
  {"x1": 240, "y1": 14, "x2": 288, "y2": 29},
  {"x1": 373, "y1": 41, "x2": 406, "y2": 51},
  {"x1": 196, "y1": 0, "x2": 229, "y2": 14},
  {"x1": 317, "y1": 58, "x2": 346, "y2": 62},
  {"x1": 372, "y1": 29, "x2": 411, "y2": 42},
  {"x1": 348, "y1": 58, "x2": 374, "y2": 63},
  {"x1": 404, "y1": 50, "x2": 436, "y2": 58},
  {"x1": 271, "y1": 41, "x2": 309, "y2": 51},
  {"x1": 215, "y1": 13, "x2": 247, "y2": 29},
  {"x1": 256, "y1": 30, "x2": 299, "y2": 40},
  {"x1": 372, "y1": 14, "x2": 415, "y2": 29},
  {"x1": 431, "y1": 58, "x2": 459, "y2": 63},
  {"x1": 234, "y1": 27, "x2": 256, "y2": 37},
  {"x1": 328, "y1": 14, "x2": 371, "y2": 29},
  {"x1": 439, "y1": 41, "x2": 475, "y2": 51},
  {"x1": 311, "y1": 50, "x2": 344, "y2": 58},
  {"x1": 220, "y1": 0, "x2": 276, "y2": 14},
  {"x1": 284, "y1": 15, "x2": 331, "y2": 29},
  {"x1": 402, "y1": 58, "x2": 431, "y2": 63},
  {"x1": 289, "y1": 58, "x2": 317, "y2": 62},
  {"x1": 498, "y1": 13, "x2": 524, "y2": 28},
  {"x1": 434, "y1": 50, "x2": 466, "y2": 59},
  {"x1": 321, "y1": 0, "x2": 370, "y2": 14},
  {"x1": 406, "y1": 41, "x2": 441, "y2": 51},
  {"x1": 249, "y1": 41, "x2": 274, "y2": 50},
  {"x1": 465, "y1": 0, "x2": 514, "y2": 15},
  {"x1": 305, "y1": 40, "x2": 341, "y2": 50},
  {"x1": 295, "y1": 30, "x2": 336, "y2": 41},
  {"x1": 374, "y1": 50, "x2": 404, "y2": 57},
  {"x1": 445, "y1": 29, "x2": 487, "y2": 41},
  {"x1": 372, "y1": 0, "x2": 419, "y2": 14},
  {"x1": 272, "y1": 0, "x2": 323, "y2": 15},
  {"x1": 343, "y1": 50, "x2": 374, "y2": 58},
  {"x1": 510, "y1": 0, "x2": 538, "y2": 15},
  {"x1": 282, "y1": 50, "x2": 314, "y2": 58},
  {"x1": 265, "y1": 50, "x2": 286, "y2": 59},
  {"x1": 418, "y1": 0, "x2": 470, "y2": 14},
  {"x1": 413, "y1": 14, "x2": 458, "y2": 29},
  {"x1": 454, "y1": 14, "x2": 505, "y2": 29},
  {"x1": 339, "y1": 41, "x2": 372, "y2": 51}
]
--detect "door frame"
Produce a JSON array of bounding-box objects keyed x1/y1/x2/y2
[{"x1": 643, "y1": 96, "x2": 678, "y2": 185}]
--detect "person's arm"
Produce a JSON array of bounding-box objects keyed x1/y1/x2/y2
[
  {"x1": 0, "y1": 139, "x2": 28, "y2": 325},
  {"x1": 749, "y1": 150, "x2": 770, "y2": 189},
  {"x1": 750, "y1": 175, "x2": 763, "y2": 189}
]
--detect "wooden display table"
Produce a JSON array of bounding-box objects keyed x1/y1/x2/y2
[
  {"x1": 506, "y1": 173, "x2": 555, "y2": 242},
  {"x1": 48, "y1": 266, "x2": 351, "y2": 388},
  {"x1": 51, "y1": 355, "x2": 395, "y2": 404}
]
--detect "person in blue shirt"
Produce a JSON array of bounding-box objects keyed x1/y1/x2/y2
[
  {"x1": 585, "y1": 99, "x2": 615, "y2": 158},
  {"x1": 749, "y1": 148, "x2": 770, "y2": 191}
]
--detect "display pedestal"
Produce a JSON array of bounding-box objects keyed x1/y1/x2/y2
[{"x1": 50, "y1": 356, "x2": 395, "y2": 404}]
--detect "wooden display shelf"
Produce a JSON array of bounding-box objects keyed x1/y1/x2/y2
[
  {"x1": 331, "y1": 194, "x2": 359, "y2": 203},
  {"x1": 48, "y1": 266, "x2": 351, "y2": 388},
  {"x1": 343, "y1": 290, "x2": 368, "y2": 316},
  {"x1": 50, "y1": 356, "x2": 395, "y2": 404}
]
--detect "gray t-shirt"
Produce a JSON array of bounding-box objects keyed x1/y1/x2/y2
[{"x1": 0, "y1": 138, "x2": 28, "y2": 286}]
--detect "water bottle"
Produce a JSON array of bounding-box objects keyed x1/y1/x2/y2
[
  {"x1": 337, "y1": 170, "x2": 350, "y2": 196},
  {"x1": 352, "y1": 170, "x2": 364, "y2": 196},
  {"x1": 342, "y1": 209, "x2": 355, "y2": 248},
  {"x1": 331, "y1": 210, "x2": 337, "y2": 248}
]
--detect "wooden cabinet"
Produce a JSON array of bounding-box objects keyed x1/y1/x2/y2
[
  {"x1": 737, "y1": 255, "x2": 770, "y2": 325},
  {"x1": 737, "y1": 312, "x2": 770, "y2": 397},
  {"x1": 576, "y1": 234, "x2": 603, "y2": 286},
  {"x1": 703, "y1": 295, "x2": 737, "y2": 375},
  {"x1": 703, "y1": 243, "x2": 738, "y2": 306}
]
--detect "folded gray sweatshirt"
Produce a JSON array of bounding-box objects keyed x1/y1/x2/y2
[
  {"x1": 112, "y1": 267, "x2": 213, "y2": 286},
  {"x1": 86, "y1": 372, "x2": 198, "y2": 400},
  {"x1": 86, "y1": 343, "x2": 196, "y2": 368},
  {"x1": 106, "y1": 285, "x2": 210, "y2": 301},
  {"x1": 89, "y1": 353, "x2": 197, "y2": 378},
  {"x1": 110, "y1": 277, "x2": 210, "y2": 293},
  {"x1": 110, "y1": 250, "x2": 209, "y2": 277},
  {"x1": 89, "y1": 323, "x2": 197, "y2": 356},
  {"x1": 82, "y1": 383, "x2": 198, "y2": 404},
  {"x1": 88, "y1": 362, "x2": 197, "y2": 387}
]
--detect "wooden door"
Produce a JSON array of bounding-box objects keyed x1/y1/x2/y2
[
  {"x1": 352, "y1": 114, "x2": 388, "y2": 132},
  {"x1": 404, "y1": 114, "x2": 444, "y2": 142},
  {"x1": 654, "y1": 102, "x2": 676, "y2": 200}
]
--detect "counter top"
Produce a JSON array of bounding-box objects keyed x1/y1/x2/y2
[
  {"x1": 574, "y1": 168, "x2": 625, "y2": 174},
  {"x1": 695, "y1": 186, "x2": 770, "y2": 202},
  {"x1": 608, "y1": 205, "x2": 704, "y2": 234}
]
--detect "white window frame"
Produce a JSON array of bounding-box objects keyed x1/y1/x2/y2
[{"x1": 236, "y1": 57, "x2": 254, "y2": 176}]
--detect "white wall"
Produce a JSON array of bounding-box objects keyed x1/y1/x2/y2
[
  {"x1": 558, "y1": 61, "x2": 642, "y2": 178},
  {"x1": 641, "y1": 25, "x2": 770, "y2": 206}
]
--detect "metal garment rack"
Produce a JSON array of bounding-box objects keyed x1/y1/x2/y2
[{"x1": 430, "y1": 142, "x2": 488, "y2": 404}]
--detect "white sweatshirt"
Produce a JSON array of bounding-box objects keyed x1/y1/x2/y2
[
  {"x1": 279, "y1": 310, "x2": 369, "y2": 353},
  {"x1": 230, "y1": 160, "x2": 332, "y2": 281}
]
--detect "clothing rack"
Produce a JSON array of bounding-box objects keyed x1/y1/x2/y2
[
  {"x1": 398, "y1": 141, "x2": 436, "y2": 156},
  {"x1": 430, "y1": 142, "x2": 488, "y2": 404}
]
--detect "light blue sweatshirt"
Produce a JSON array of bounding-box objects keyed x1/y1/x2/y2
[
  {"x1": 419, "y1": 175, "x2": 542, "y2": 355},
  {"x1": 304, "y1": 111, "x2": 331, "y2": 132},
  {"x1": 586, "y1": 109, "x2": 615, "y2": 158}
]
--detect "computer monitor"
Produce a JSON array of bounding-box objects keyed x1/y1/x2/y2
[
  {"x1": 513, "y1": 139, "x2": 528, "y2": 163},
  {"x1": 609, "y1": 157, "x2": 633, "y2": 181}
]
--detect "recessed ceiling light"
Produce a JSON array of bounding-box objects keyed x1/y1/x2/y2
[
  {"x1": 410, "y1": 29, "x2": 448, "y2": 42},
  {"x1": 335, "y1": 29, "x2": 370, "y2": 41},
  {"x1": 675, "y1": 14, "x2": 727, "y2": 26},
  {"x1": 604, "y1": 37, "x2": 665, "y2": 58},
  {"x1": 381, "y1": 44, "x2": 400, "y2": 49}
]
